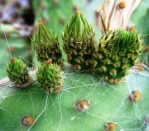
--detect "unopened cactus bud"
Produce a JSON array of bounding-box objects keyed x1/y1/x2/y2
[
  {"x1": 6, "y1": 58, "x2": 32, "y2": 88},
  {"x1": 94, "y1": 29, "x2": 143, "y2": 83},
  {"x1": 37, "y1": 61, "x2": 63, "y2": 93},
  {"x1": 32, "y1": 19, "x2": 63, "y2": 65},
  {"x1": 62, "y1": 11, "x2": 97, "y2": 71}
]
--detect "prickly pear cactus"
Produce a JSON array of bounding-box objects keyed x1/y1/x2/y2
[{"x1": 0, "y1": 0, "x2": 149, "y2": 131}]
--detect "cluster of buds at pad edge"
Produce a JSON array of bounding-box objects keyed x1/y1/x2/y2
[
  {"x1": 93, "y1": 29, "x2": 143, "y2": 83},
  {"x1": 96, "y1": 0, "x2": 141, "y2": 34},
  {"x1": 32, "y1": 19, "x2": 63, "y2": 65},
  {"x1": 36, "y1": 60, "x2": 63, "y2": 93},
  {"x1": 62, "y1": 10, "x2": 97, "y2": 71},
  {"x1": 6, "y1": 58, "x2": 32, "y2": 88}
]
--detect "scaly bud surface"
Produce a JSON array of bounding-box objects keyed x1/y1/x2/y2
[
  {"x1": 94, "y1": 29, "x2": 143, "y2": 82},
  {"x1": 32, "y1": 20, "x2": 62, "y2": 65},
  {"x1": 62, "y1": 11, "x2": 97, "y2": 71},
  {"x1": 6, "y1": 58, "x2": 32, "y2": 87},
  {"x1": 37, "y1": 61, "x2": 62, "y2": 93}
]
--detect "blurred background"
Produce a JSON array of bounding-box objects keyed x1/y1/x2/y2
[{"x1": 0, "y1": 0, "x2": 149, "y2": 77}]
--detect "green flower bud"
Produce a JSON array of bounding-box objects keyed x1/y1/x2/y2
[
  {"x1": 6, "y1": 58, "x2": 32, "y2": 88},
  {"x1": 62, "y1": 11, "x2": 97, "y2": 71},
  {"x1": 94, "y1": 29, "x2": 143, "y2": 82},
  {"x1": 37, "y1": 60, "x2": 63, "y2": 93},
  {"x1": 32, "y1": 20, "x2": 63, "y2": 65}
]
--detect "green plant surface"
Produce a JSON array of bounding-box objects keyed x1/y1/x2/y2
[{"x1": 0, "y1": 69, "x2": 149, "y2": 131}]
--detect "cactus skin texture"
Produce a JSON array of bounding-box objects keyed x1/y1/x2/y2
[
  {"x1": 32, "y1": 20, "x2": 63, "y2": 65},
  {"x1": 6, "y1": 58, "x2": 32, "y2": 87},
  {"x1": 36, "y1": 60, "x2": 62, "y2": 93},
  {"x1": 94, "y1": 29, "x2": 143, "y2": 82},
  {"x1": 62, "y1": 11, "x2": 97, "y2": 70}
]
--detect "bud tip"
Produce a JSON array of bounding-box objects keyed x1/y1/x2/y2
[
  {"x1": 46, "y1": 59, "x2": 52, "y2": 65},
  {"x1": 11, "y1": 58, "x2": 15, "y2": 62}
]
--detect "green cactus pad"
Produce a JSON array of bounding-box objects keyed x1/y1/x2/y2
[
  {"x1": 6, "y1": 58, "x2": 32, "y2": 87},
  {"x1": 32, "y1": 20, "x2": 63, "y2": 65},
  {"x1": 36, "y1": 60, "x2": 63, "y2": 93},
  {"x1": 62, "y1": 11, "x2": 97, "y2": 71},
  {"x1": 0, "y1": 70, "x2": 149, "y2": 131},
  {"x1": 94, "y1": 29, "x2": 143, "y2": 82}
]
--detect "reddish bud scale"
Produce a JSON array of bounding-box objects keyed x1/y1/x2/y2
[
  {"x1": 73, "y1": 6, "x2": 79, "y2": 13},
  {"x1": 46, "y1": 59, "x2": 52, "y2": 65},
  {"x1": 11, "y1": 58, "x2": 15, "y2": 62},
  {"x1": 38, "y1": 19, "x2": 43, "y2": 24}
]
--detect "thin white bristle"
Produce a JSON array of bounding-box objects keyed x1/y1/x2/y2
[{"x1": 0, "y1": 22, "x2": 12, "y2": 58}]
